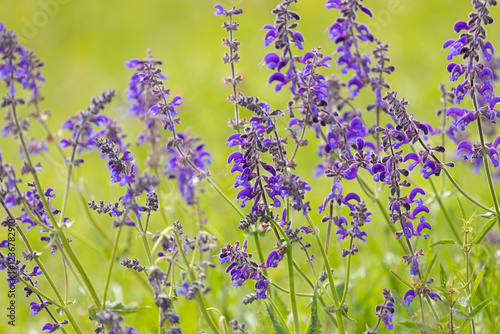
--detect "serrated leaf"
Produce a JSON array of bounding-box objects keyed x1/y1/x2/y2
[
  {"x1": 430, "y1": 239, "x2": 461, "y2": 249},
  {"x1": 305, "y1": 291, "x2": 322, "y2": 334},
  {"x1": 461, "y1": 298, "x2": 493, "y2": 329},
  {"x1": 88, "y1": 301, "x2": 149, "y2": 320},
  {"x1": 472, "y1": 217, "x2": 496, "y2": 247},
  {"x1": 469, "y1": 298, "x2": 492, "y2": 318},
  {"x1": 274, "y1": 290, "x2": 289, "y2": 319},
  {"x1": 472, "y1": 266, "x2": 486, "y2": 296},
  {"x1": 265, "y1": 303, "x2": 288, "y2": 334},
  {"x1": 452, "y1": 307, "x2": 471, "y2": 319},
  {"x1": 390, "y1": 270, "x2": 413, "y2": 289},
  {"x1": 424, "y1": 252, "x2": 438, "y2": 281},
  {"x1": 391, "y1": 289, "x2": 415, "y2": 318},
  {"x1": 398, "y1": 321, "x2": 442, "y2": 333},
  {"x1": 440, "y1": 265, "x2": 448, "y2": 289}
]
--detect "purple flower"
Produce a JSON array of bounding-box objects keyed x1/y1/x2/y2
[
  {"x1": 420, "y1": 160, "x2": 439, "y2": 179},
  {"x1": 443, "y1": 36, "x2": 467, "y2": 60},
  {"x1": 265, "y1": 250, "x2": 283, "y2": 268},
  {"x1": 403, "y1": 289, "x2": 417, "y2": 305}
]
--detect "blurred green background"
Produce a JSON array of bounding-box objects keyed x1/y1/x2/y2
[{"x1": 1, "y1": 0, "x2": 500, "y2": 333}]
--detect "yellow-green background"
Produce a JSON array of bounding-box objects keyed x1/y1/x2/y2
[{"x1": 1, "y1": 0, "x2": 500, "y2": 333}]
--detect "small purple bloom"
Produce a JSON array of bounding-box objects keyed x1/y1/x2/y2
[{"x1": 403, "y1": 289, "x2": 417, "y2": 305}]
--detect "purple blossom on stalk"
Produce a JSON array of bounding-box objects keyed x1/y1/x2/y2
[
  {"x1": 94, "y1": 310, "x2": 139, "y2": 334},
  {"x1": 219, "y1": 239, "x2": 270, "y2": 301},
  {"x1": 365, "y1": 288, "x2": 395, "y2": 333},
  {"x1": 326, "y1": 0, "x2": 374, "y2": 98},
  {"x1": 213, "y1": 4, "x2": 243, "y2": 17},
  {"x1": 164, "y1": 132, "x2": 211, "y2": 205},
  {"x1": 442, "y1": 0, "x2": 498, "y2": 125},
  {"x1": 403, "y1": 286, "x2": 442, "y2": 306},
  {"x1": 226, "y1": 99, "x2": 294, "y2": 216},
  {"x1": 261, "y1": 0, "x2": 306, "y2": 94},
  {"x1": 59, "y1": 90, "x2": 116, "y2": 160},
  {"x1": 42, "y1": 321, "x2": 69, "y2": 334}
]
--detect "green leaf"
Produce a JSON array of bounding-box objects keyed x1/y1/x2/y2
[
  {"x1": 390, "y1": 270, "x2": 413, "y2": 289},
  {"x1": 339, "y1": 303, "x2": 356, "y2": 323},
  {"x1": 457, "y1": 198, "x2": 466, "y2": 220},
  {"x1": 472, "y1": 217, "x2": 496, "y2": 247},
  {"x1": 430, "y1": 239, "x2": 461, "y2": 249},
  {"x1": 452, "y1": 307, "x2": 471, "y2": 319},
  {"x1": 265, "y1": 303, "x2": 288, "y2": 334},
  {"x1": 424, "y1": 252, "x2": 438, "y2": 281},
  {"x1": 391, "y1": 289, "x2": 415, "y2": 318},
  {"x1": 440, "y1": 265, "x2": 448, "y2": 289},
  {"x1": 88, "y1": 301, "x2": 149, "y2": 320},
  {"x1": 472, "y1": 266, "x2": 486, "y2": 296},
  {"x1": 305, "y1": 291, "x2": 322, "y2": 334},
  {"x1": 468, "y1": 298, "x2": 492, "y2": 318},
  {"x1": 273, "y1": 290, "x2": 289, "y2": 319},
  {"x1": 461, "y1": 298, "x2": 493, "y2": 329},
  {"x1": 398, "y1": 321, "x2": 442, "y2": 333}
]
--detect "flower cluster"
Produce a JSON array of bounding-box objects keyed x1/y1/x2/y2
[
  {"x1": 326, "y1": 0, "x2": 374, "y2": 95},
  {"x1": 164, "y1": 132, "x2": 211, "y2": 205},
  {"x1": 262, "y1": 0, "x2": 304, "y2": 93},
  {"x1": 443, "y1": 0, "x2": 498, "y2": 138},
  {"x1": 365, "y1": 288, "x2": 395, "y2": 333},
  {"x1": 219, "y1": 239, "x2": 269, "y2": 302},
  {"x1": 59, "y1": 90, "x2": 116, "y2": 160}
]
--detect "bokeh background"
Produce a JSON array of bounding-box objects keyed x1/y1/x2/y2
[{"x1": 1, "y1": 0, "x2": 500, "y2": 333}]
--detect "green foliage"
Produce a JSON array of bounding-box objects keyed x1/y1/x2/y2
[
  {"x1": 305, "y1": 291, "x2": 322, "y2": 334},
  {"x1": 265, "y1": 303, "x2": 288, "y2": 334}
]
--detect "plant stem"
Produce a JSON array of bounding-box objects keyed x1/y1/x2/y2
[
  {"x1": 339, "y1": 237, "x2": 353, "y2": 305},
  {"x1": 476, "y1": 116, "x2": 500, "y2": 229},
  {"x1": 267, "y1": 297, "x2": 292, "y2": 334},
  {"x1": 2, "y1": 202, "x2": 83, "y2": 333},
  {"x1": 102, "y1": 226, "x2": 123, "y2": 308},
  {"x1": 427, "y1": 175, "x2": 460, "y2": 241},
  {"x1": 286, "y1": 245, "x2": 301, "y2": 334},
  {"x1": 172, "y1": 231, "x2": 218, "y2": 333},
  {"x1": 11, "y1": 100, "x2": 102, "y2": 308},
  {"x1": 305, "y1": 214, "x2": 345, "y2": 334},
  {"x1": 450, "y1": 304, "x2": 454, "y2": 334},
  {"x1": 417, "y1": 138, "x2": 493, "y2": 213}
]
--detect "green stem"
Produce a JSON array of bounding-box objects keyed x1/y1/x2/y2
[
  {"x1": 79, "y1": 192, "x2": 107, "y2": 239},
  {"x1": 267, "y1": 297, "x2": 292, "y2": 334},
  {"x1": 173, "y1": 231, "x2": 218, "y2": 333},
  {"x1": 286, "y1": 246, "x2": 301, "y2": 334},
  {"x1": 427, "y1": 175, "x2": 460, "y2": 241},
  {"x1": 450, "y1": 304, "x2": 454, "y2": 334},
  {"x1": 476, "y1": 116, "x2": 500, "y2": 229},
  {"x1": 339, "y1": 237, "x2": 353, "y2": 305},
  {"x1": 12, "y1": 101, "x2": 101, "y2": 308},
  {"x1": 17, "y1": 276, "x2": 62, "y2": 308},
  {"x1": 418, "y1": 137, "x2": 493, "y2": 213},
  {"x1": 270, "y1": 282, "x2": 313, "y2": 297},
  {"x1": 464, "y1": 230, "x2": 476, "y2": 333},
  {"x1": 254, "y1": 233, "x2": 267, "y2": 276},
  {"x1": 102, "y1": 226, "x2": 123, "y2": 308},
  {"x1": 356, "y1": 176, "x2": 408, "y2": 253},
  {"x1": 424, "y1": 295, "x2": 440, "y2": 322},
  {"x1": 305, "y1": 214, "x2": 345, "y2": 334},
  {"x1": 206, "y1": 177, "x2": 245, "y2": 219},
  {"x1": 4, "y1": 205, "x2": 82, "y2": 333}
]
